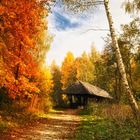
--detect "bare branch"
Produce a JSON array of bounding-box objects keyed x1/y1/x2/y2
[{"x1": 81, "y1": 28, "x2": 109, "y2": 34}]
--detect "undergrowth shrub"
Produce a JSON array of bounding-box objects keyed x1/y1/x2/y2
[
  {"x1": 0, "y1": 120, "x2": 9, "y2": 132},
  {"x1": 102, "y1": 104, "x2": 133, "y2": 122},
  {"x1": 76, "y1": 102, "x2": 140, "y2": 140}
]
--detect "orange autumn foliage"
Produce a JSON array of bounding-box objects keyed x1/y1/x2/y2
[{"x1": 0, "y1": 0, "x2": 49, "y2": 99}]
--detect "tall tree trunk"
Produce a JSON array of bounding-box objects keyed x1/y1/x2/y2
[
  {"x1": 28, "y1": 94, "x2": 39, "y2": 112},
  {"x1": 104, "y1": 0, "x2": 140, "y2": 124},
  {"x1": 14, "y1": 44, "x2": 22, "y2": 80}
]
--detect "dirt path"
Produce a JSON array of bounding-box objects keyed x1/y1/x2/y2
[{"x1": 1, "y1": 109, "x2": 81, "y2": 140}]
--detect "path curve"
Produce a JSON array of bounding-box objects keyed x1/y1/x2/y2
[{"x1": 1, "y1": 109, "x2": 81, "y2": 140}]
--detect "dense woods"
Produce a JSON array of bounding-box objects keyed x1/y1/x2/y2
[
  {"x1": 0, "y1": 0, "x2": 140, "y2": 139},
  {"x1": 52, "y1": 34, "x2": 140, "y2": 104},
  {"x1": 0, "y1": 0, "x2": 53, "y2": 115}
]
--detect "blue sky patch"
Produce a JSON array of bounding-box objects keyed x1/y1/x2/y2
[{"x1": 53, "y1": 12, "x2": 81, "y2": 31}]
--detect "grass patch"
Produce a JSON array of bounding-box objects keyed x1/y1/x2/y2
[{"x1": 76, "y1": 103, "x2": 140, "y2": 140}]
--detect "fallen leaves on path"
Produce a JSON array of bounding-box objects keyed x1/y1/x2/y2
[{"x1": 0, "y1": 109, "x2": 81, "y2": 140}]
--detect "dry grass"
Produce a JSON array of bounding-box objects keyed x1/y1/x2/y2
[{"x1": 102, "y1": 104, "x2": 133, "y2": 122}]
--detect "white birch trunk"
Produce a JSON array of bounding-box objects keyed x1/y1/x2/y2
[{"x1": 104, "y1": 0, "x2": 140, "y2": 122}]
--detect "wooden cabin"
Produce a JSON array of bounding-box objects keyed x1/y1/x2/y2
[{"x1": 63, "y1": 81, "x2": 112, "y2": 107}]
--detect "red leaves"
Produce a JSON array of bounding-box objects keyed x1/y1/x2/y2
[
  {"x1": 0, "y1": 5, "x2": 5, "y2": 15},
  {"x1": 0, "y1": 0, "x2": 49, "y2": 99}
]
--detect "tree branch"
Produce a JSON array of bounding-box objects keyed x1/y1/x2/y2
[{"x1": 81, "y1": 28, "x2": 109, "y2": 34}]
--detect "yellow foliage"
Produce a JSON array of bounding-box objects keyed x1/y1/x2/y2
[{"x1": 61, "y1": 52, "x2": 76, "y2": 89}]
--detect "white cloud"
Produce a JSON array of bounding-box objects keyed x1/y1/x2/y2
[{"x1": 46, "y1": 0, "x2": 132, "y2": 66}]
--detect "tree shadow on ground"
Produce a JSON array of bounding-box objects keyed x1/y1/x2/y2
[{"x1": 0, "y1": 109, "x2": 81, "y2": 140}]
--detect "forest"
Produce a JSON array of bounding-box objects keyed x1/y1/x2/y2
[{"x1": 0, "y1": 0, "x2": 140, "y2": 139}]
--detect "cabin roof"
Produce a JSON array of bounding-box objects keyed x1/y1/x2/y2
[{"x1": 63, "y1": 81, "x2": 112, "y2": 99}]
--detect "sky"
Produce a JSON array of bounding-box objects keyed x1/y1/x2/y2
[{"x1": 46, "y1": 0, "x2": 133, "y2": 66}]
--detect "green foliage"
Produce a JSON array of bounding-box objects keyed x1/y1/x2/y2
[
  {"x1": 76, "y1": 103, "x2": 140, "y2": 140},
  {"x1": 89, "y1": 18, "x2": 140, "y2": 103},
  {"x1": 119, "y1": 18, "x2": 140, "y2": 100},
  {"x1": 124, "y1": 0, "x2": 140, "y2": 13},
  {"x1": 51, "y1": 61, "x2": 64, "y2": 107}
]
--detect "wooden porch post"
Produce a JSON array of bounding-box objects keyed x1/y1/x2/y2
[
  {"x1": 77, "y1": 95, "x2": 82, "y2": 106},
  {"x1": 69, "y1": 95, "x2": 73, "y2": 107}
]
